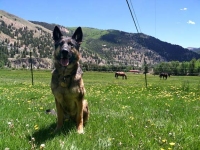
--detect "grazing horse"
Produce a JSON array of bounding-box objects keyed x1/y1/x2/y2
[
  {"x1": 115, "y1": 72, "x2": 127, "y2": 79},
  {"x1": 159, "y1": 73, "x2": 168, "y2": 79}
]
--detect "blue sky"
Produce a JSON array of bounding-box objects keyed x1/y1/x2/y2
[{"x1": 0, "y1": 0, "x2": 199, "y2": 48}]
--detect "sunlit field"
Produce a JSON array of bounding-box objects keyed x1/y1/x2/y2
[{"x1": 0, "y1": 70, "x2": 200, "y2": 149}]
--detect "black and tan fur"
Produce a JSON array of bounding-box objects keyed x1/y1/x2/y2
[{"x1": 51, "y1": 26, "x2": 89, "y2": 134}]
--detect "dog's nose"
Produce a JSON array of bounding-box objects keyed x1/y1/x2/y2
[
  {"x1": 61, "y1": 49, "x2": 72, "y2": 59},
  {"x1": 61, "y1": 50, "x2": 69, "y2": 56}
]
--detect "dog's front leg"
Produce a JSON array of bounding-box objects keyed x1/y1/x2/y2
[
  {"x1": 55, "y1": 98, "x2": 64, "y2": 132},
  {"x1": 76, "y1": 101, "x2": 84, "y2": 134}
]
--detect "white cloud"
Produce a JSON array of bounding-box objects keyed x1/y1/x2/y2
[
  {"x1": 187, "y1": 20, "x2": 195, "y2": 25},
  {"x1": 180, "y1": 8, "x2": 187, "y2": 11}
]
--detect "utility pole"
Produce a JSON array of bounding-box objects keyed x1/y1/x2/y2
[
  {"x1": 144, "y1": 58, "x2": 148, "y2": 88},
  {"x1": 30, "y1": 49, "x2": 34, "y2": 85}
]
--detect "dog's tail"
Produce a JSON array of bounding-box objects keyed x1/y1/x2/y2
[
  {"x1": 46, "y1": 109, "x2": 70, "y2": 121},
  {"x1": 46, "y1": 109, "x2": 57, "y2": 116}
]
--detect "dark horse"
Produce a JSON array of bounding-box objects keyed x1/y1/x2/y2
[
  {"x1": 115, "y1": 72, "x2": 127, "y2": 79},
  {"x1": 159, "y1": 73, "x2": 169, "y2": 79}
]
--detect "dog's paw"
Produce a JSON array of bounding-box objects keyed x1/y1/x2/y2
[
  {"x1": 77, "y1": 128, "x2": 84, "y2": 134},
  {"x1": 54, "y1": 126, "x2": 62, "y2": 133},
  {"x1": 53, "y1": 129, "x2": 59, "y2": 133}
]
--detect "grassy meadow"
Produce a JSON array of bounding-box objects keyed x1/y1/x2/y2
[{"x1": 0, "y1": 69, "x2": 200, "y2": 150}]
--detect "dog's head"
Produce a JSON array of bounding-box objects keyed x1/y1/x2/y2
[{"x1": 53, "y1": 26, "x2": 83, "y2": 68}]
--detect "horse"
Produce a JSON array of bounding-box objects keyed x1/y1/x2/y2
[
  {"x1": 159, "y1": 72, "x2": 168, "y2": 79},
  {"x1": 115, "y1": 72, "x2": 127, "y2": 79}
]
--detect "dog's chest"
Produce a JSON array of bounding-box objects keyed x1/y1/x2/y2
[
  {"x1": 51, "y1": 72, "x2": 85, "y2": 98},
  {"x1": 51, "y1": 76, "x2": 85, "y2": 113}
]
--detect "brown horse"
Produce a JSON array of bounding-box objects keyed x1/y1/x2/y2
[
  {"x1": 115, "y1": 72, "x2": 127, "y2": 79},
  {"x1": 159, "y1": 73, "x2": 168, "y2": 79}
]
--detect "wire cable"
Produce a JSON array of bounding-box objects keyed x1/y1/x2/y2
[
  {"x1": 129, "y1": 0, "x2": 142, "y2": 33},
  {"x1": 155, "y1": 0, "x2": 157, "y2": 37},
  {"x1": 125, "y1": 0, "x2": 139, "y2": 33},
  {"x1": 125, "y1": 0, "x2": 148, "y2": 88}
]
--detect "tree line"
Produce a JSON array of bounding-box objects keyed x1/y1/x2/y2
[
  {"x1": 81, "y1": 59, "x2": 200, "y2": 76},
  {"x1": 153, "y1": 59, "x2": 200, "y2": 76}
]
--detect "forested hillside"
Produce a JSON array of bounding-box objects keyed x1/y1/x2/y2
[
  {"x1": 1, "y1": 10, "x2": 200, "y2": 70},
  {"x1": 31, "y1": 21, "x2": 200, "y2": 63}
]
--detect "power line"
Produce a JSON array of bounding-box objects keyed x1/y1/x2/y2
[
  {"x1": 129, "y1": 0, "x2": 142, "y2": 33},
  {"x1": 125, "y1": 0, "x2": 148, "y2": 88},
  {"x1": 125, "y1": 0, "x2": 139, "y2": 33},
  {"x1": 155, "y1": 0, "x2": 157, "y2": 37}
]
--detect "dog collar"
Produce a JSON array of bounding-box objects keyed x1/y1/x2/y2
[
  {"x1": 63, "y1": 75, "x2": 71, "y2": 81},
  {"x1": 63, "y1": 66, "x2": 82, "y2": 81}
]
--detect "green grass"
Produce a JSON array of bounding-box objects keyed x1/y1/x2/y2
[{"x1": 0, "y1": 70, "x2": 200, "y2": 149}]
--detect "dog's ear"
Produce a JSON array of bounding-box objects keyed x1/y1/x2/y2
[
  {"x1": 53, "y1": 26, "x2": 63, "y2": 41},
  {"x1": 72, "y1": 27, "x2": 83, "y2": 43}
]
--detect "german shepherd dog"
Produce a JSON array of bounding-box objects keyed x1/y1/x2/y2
[{"x1": 51, "y1": 26, "x2": 89, "y2": 134}]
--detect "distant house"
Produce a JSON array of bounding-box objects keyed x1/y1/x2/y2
[{"x1": 129, "y1": 70, "x2": 140, "y2": 74}]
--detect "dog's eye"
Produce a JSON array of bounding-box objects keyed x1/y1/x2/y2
[
  {"x1": 60, "y1": 41, "x2": 64, "y2": 46},
  {"x1": 68, "y1": 42, "x2": 74, "y2": 47}
]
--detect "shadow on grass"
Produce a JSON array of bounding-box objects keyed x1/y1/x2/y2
[{"x1": 27, "y1": 121, "x2": 76, "y2": 145}]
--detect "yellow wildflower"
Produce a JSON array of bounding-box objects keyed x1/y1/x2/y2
[
  {"x1": 34, "y1": 125, "x2": 39, "y2": 130},
  {"x1": 169, "y1": 142, "x2": 175, "y2": 146},
  {"x1": 162, "y1": 139, "x2": 167, "y2": 143}
]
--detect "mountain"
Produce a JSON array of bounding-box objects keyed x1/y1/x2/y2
[
  {"x1": 187, "y1": 47, "x2": 200, "y2": 54},
  {"x1": 1, "y1": 10, "x2": 200, "y2": 69},
  {"x1": 0, "y1": 10, "x2": 53, "y2": 69}
]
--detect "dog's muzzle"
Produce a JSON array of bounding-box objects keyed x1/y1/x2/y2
[{"x1": 60, "y1": 49, "x2": 72, "y2": 66}]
